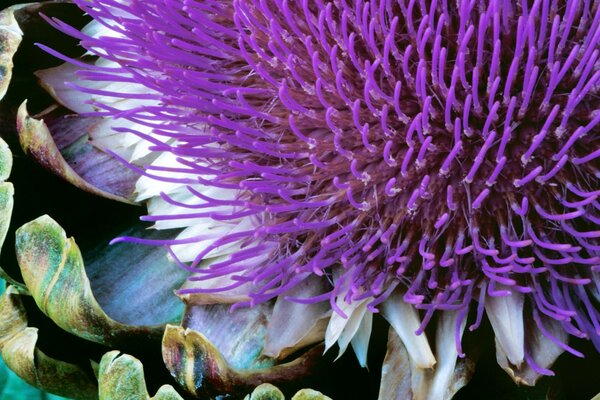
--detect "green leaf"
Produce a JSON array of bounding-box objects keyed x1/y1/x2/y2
[
  {"x1": 0, "y1": 285, "x2": 98, "y2": 400},
  {"x1": 15, "y1": 215, "x2": 168, "y2": 350},
  {"x1": 243, "y1": 384, "x2": 332, "y2": 400},
  {"x1": 98, "y1": 351, "x2": 182, "y2": 400},
  {"x1": 0, "y1": 4, "x2": 24, "y2": 100},
  {"x1": 244, "y1": 384, "x2": 284, "y2": 400},
  {"x1": 0, "y1": 136, "x2": 26, "y2": 293},
  {"x1": 0, "y1": 278, "x2": 69, "y2": 400},
  {"x1": 290, "y1": 389, "x2": 332, "y2": 400}
]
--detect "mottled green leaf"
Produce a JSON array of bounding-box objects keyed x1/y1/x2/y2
[
  {"x1": 98, "y1": 351, "x2": 182, "y2": 400},
  {"x1": 0, "y1": 134, "x2": 11, "y2": 181},
  {"x1": 243, "y1": 384, "x2": 331, "y2": 400},
  {"x1": 290, "y1": 389, "x2": 332, "y2": 400},
  {"x1": 244, "y1": 383, "x2": 284, "y2": 400},
  {"x1": 0, "y1": 136, "x2": 22, "y2": 292},
  {"x1": 15, "y1": 215, "x2": 165, "y2": 349},
  {"x1": 0, "y1": 286, "x2": 98, "y2": 400},
  {"x1": 0, "y1": 182, "x2": 13, "y2": 248},
  {"x1": 0, "y1": 4, "x2": 24, "y2": 100}
]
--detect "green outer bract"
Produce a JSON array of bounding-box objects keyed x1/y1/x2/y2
[
  {"x1": 291, "y1": 389, "x2": 333, "y2": 400},
  {"x1": 98, "y1": 351, "x2": 182, "y2": 400},
  {"x1": 15, "y1": 215, "x2": 166, "y2": 347},
  {"x1": 0, "y1": 286, "x2": 98, "y2": 400},
  {"x1": 244, "y1": 384, "x2": 333, "y2": 400},
  {"x1": 17, "y1": 102, "x2": 138, "y2": 204},
  {"x1": 0, "y1": 3, "x2": 23, "y2": 100}
]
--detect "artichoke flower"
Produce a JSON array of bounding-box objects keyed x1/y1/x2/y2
[{"x1": 0, "y1": 0, "x2": 600, "y2": 400}]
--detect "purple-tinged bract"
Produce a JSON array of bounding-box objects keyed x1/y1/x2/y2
[{"x1": 47, "y1": 0, "x2": 600, "y2": 371}]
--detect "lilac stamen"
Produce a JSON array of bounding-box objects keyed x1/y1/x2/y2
[{"x1": 43, "y1": 0, "x2": 600, "y2": 371}]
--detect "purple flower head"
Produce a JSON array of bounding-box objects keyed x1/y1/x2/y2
[{"x1": 41, "y1": 0, "x2": 599, "y2": 382}]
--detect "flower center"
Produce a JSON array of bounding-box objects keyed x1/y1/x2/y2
[{"x1": 70, "y1": 0, "x2": 599, "y2": 314}]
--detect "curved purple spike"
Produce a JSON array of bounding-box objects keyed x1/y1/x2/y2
[{"x1": 38, "y1": 0, "x2": 600, "y2": 370}]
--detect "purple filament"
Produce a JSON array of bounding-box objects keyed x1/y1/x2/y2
[{"x1": 49, "y1": 0, "x2": 600, "y2": 360}]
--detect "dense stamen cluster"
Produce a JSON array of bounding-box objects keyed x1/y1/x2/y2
[{"x1": 46, "y1": 0, "x2": 599, "y2": 366}]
